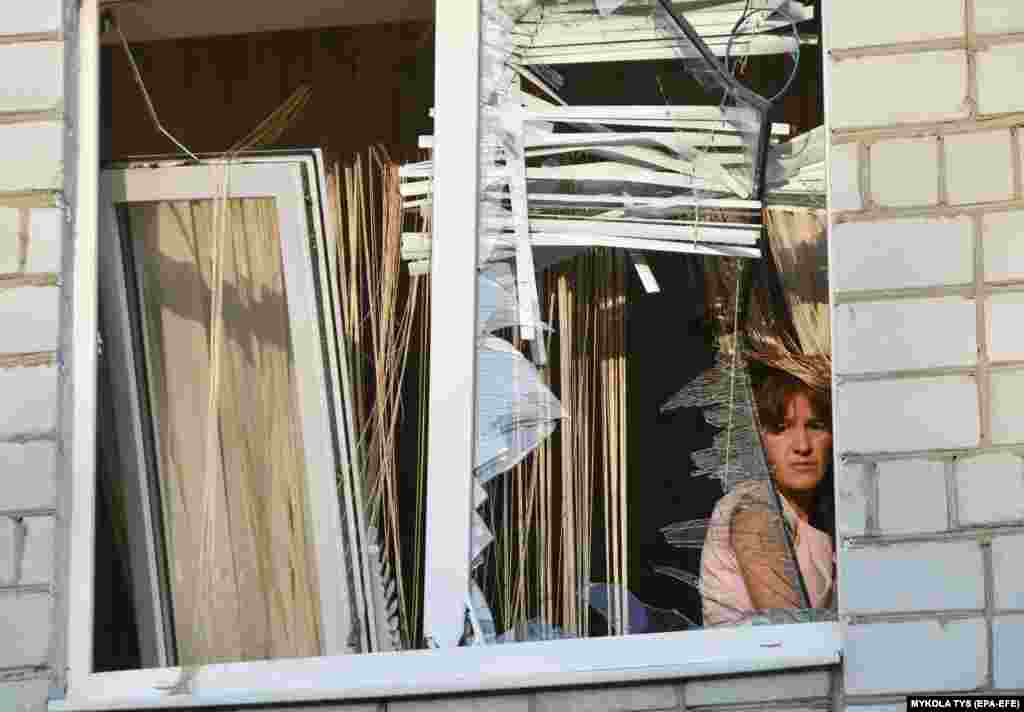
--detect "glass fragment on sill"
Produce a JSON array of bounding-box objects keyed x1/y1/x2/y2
[{"x1": 586, "y1": 583, "x2": 696, "y2": 634}]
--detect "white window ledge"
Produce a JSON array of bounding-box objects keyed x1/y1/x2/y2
[{"x1": 51, "y1": 622, "x2": 840, "y2": 711}]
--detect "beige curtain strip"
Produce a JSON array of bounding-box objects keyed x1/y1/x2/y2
[
  {"x1": 329, "y1": 148, "x2": 429, "y2": 648},
  {"x1": 704, "y1": 206, "x2": 830, "y2": 357}
]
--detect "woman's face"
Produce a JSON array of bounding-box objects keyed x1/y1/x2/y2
[{"x1": 762, "y1": 391, "x2": 832, "y2": 497}]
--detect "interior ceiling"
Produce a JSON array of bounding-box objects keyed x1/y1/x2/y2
[{"x1": 101, "y1": 0, "x2": 434, "y2": 43}]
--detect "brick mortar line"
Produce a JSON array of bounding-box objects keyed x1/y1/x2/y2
[
  {"x1": 945, "y1": 458, "x2": 961, "y2": 530},
  {"x1": 981, "y1": 538, "x2": 996, "y2": 689},
  {"x1": 835, "y1": 197, "x2": 1024, "y2": 225},
  {"x1": 835, "y1": 280, "x2": 1024, "y2": 305},
  {"x1": 833, "y1": 113, "x2": 1024, "y2": 146},
  {"x1": 0, "y1": 108, "x2": 64, "y2": 126},
  {"x1": 0, "y1": 582, "x2": 51, "y2": 595},
  {"x1": 846, "y1": 610, "x2": 983, "y2": 625},
  {"x1": 16, "y1": 207, "x2": 30, "y2": 272},
  {"x1": 0, "y1": 665, "x2": 50, "y2": 683},
  {"x1": 0, "y1": 507, "x2": 57, "y2": 519},
  {"x1": 0, "y1": 273, "x2": 59, "y2": 289},
  {"x1": 865, "y1": 462, "x2": 880, "y2": 536},
  {"x1": 838, "y1": 360, "x2": 1024, "y2": 384},
  {"x1": 843, "y1": 441, "x2": 1024, "y2": 463},
  {"x1": 0, "y1": 352, "x2": 58, "y2": 369},
  {"x1": 965, "y1": 0, "x2": 979, "y2": 119},
  {"x1": 857, "y1": 142, "x2": 872, "y2": 210},
  {"x1": 938, "y1": 136, "x2": 949, "y2": 206},
  {"x1": 1012, "y1": 127, "x2": 1024, "y2": 199},
  {"x1": 674, "y1": 681, "x2": 687, "y2": 712},
  {"x1": 974, "y1": 215, "x2": 992, "y2": 448},
  {"x1": 0, "y1": 430, "x2": 58, "y2": 444},
  {"x1": 0, "y1": 32, "x2": 62, "y2": 46},
  {"x1": 829, "y1": 31, "x2": 1024, "y2": 62},
  {"x1": 0, "y1": 190, "x2": 61, "y2": 209},
  {"x1": 845, "y1": 524, "x2": 1024, "y2": 547},
  {"x1": 830, "y1": 666, "x2": 845, "y2": 712},
  {"x1": 831, "y1": 33, "x2": 1024, "y2": 62}
]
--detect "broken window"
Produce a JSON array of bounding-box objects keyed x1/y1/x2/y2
[
  {"x1": 70, "y1": 0, "x2": 836, "y2": 703},
  {"x1": 420, "y1": 0, "x2": 834, "y2": 647}
]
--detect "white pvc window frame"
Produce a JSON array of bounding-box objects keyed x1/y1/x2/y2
[
  {"x1": 62, "y1": 156, "x2": 364, "y2": 701},
  {"x1": 418, "y1": 0, "x2": 843, "y2": 677}
]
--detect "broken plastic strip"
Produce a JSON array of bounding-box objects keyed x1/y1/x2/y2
[{"x1": 594, "y1": 0, "x2": 628, "y2": 17}]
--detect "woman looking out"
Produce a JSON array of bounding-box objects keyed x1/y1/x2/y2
[{"x1": 700, "y1": 360, "x2": 835, "y2": 626}]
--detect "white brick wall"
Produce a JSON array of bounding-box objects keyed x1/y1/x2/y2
[
  {"x1": 991, "y1": 534, "x2": 1024, "y2": 610},
  {"x1": 983, "y1": 211, "x2": 1024, "y2": 282},
  {"x1": 834, "y1": 299, "x2": 976, "y2": 374},
  {"x1": 829, "y1": 53, "x2": 968, "y2": 130},
  {"x1": 0, "y1": 517, "x2": 21, "y2": 584},
  {"x1": 989, "y1": 370, "x2": 1024, "y2": 444},
  {"x1": 0, "y1": 288, "x2": 61, "y2": 354},
  {"x1": 684, "y1": 669, "x2": 830, "y2": 706},
  {"x1": 828, "y1": 0, "x2": 962, "y2": 49},
  {"x1": 869, "y1": 138, "x2": 939, "y2": 207},
  {"x1": 837, "y1": 461, "x2": 871, "y2": 537},
  {"x1": 843, "y1": 619, "x2": 987, "y2": 694},
  {"x1": 0, "y1": 122, "x2": 63, "y2": 194},
  {"x1": 534, "y1": 684, "x2": 679, "y2": 712},
  {"x1": 391, "y1": 698, "x2": 527, "y2": 712},
  {"x1": 974, "y1": 0, "x2": 1024, "y2": 33},
  {"x1": 0, "y1": 43, "x2": 63, "y2": 114},
  {"x1": 976, "y1": 45, "x2": 1024, "y2": 115},
  {"x1": 836, "y1": 377, "x2": 979, "y2": 453},
  {"x1": 992, "y1": 615, "x2": 1024, "y2": 689},
  {"x1": 0, "y1": 10, "x2": 65, "y2": 712},
  {"x1": 0, "y1": 593, "x2": 51, "y2": 668},
  {"x1": 843, "y1": 542, "x2": 984, "y2": 614},
  {"x1": 831, "y1": 218, "x2": 972, "y2": 292},
  {"x1": 0, "y1": 515, "x2": 53, "y2": 586},
  {"x1": 0, "y1": 1, "x2": 62, "y2": 36},
  {"x1": 0, "y1": 366, "x2": 58, "y2": 438},
  {"x1": 827, "y1": 5, "x2": 1024, "y2": 705},
  {"x1": 18, "y1": 516, "x2": 54, "y2": 586},
  {"x1": 0, "y1": 679, "x2": 50, "y2": 712},
  {"x1": 956, "y1": 453, "x2": 1024, "y2": 526},
  {"x1": 945, "y1": 131, "x2": 1016, "y2": 205},
  {"x1": 0, "y1": 208, "x2": 63, "y2": 275},
  {"x1": 829, "y1": 143, "x2": 862, "y2": 212},
  {"x1": 989, "y1": 294, "x2": 1024, "y2": 361},
  {"x1": 877, "y1": 460, "x2": 948, "y2": 535},
  {"x1": 0, "y1": 442, "x2": 56, "y2": 511}
]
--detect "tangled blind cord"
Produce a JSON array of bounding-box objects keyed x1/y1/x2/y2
[
  {"x1": 109, "y1": 12, "x2": 201, "y2": 162},
  {"x1": 723, "y1": 259, "x2": 742, "y2": 487}
]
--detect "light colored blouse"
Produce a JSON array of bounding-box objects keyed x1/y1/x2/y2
[{"x1": 700, "y1": 478, "x2": 834, "y2": 626}]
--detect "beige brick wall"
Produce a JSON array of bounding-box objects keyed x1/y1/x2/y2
[
  {"x1": 826, "y1": 0, "x2": 1024, "y2": 708},
  {"x1": 0, "y1": 1, "x2": 66, "y2": 711}
]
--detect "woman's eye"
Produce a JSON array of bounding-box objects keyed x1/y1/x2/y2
[{"x1": 808, "y1": 419, "x2": 828, "y2": 431}]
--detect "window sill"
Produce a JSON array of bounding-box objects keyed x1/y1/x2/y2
[{"x1": 51, "y1": 622, "x2": 840, "y2": 710}]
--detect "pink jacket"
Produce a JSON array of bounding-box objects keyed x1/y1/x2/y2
[{"x1": 700, "y1": 478, "x2": 834, "y2": 626}]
